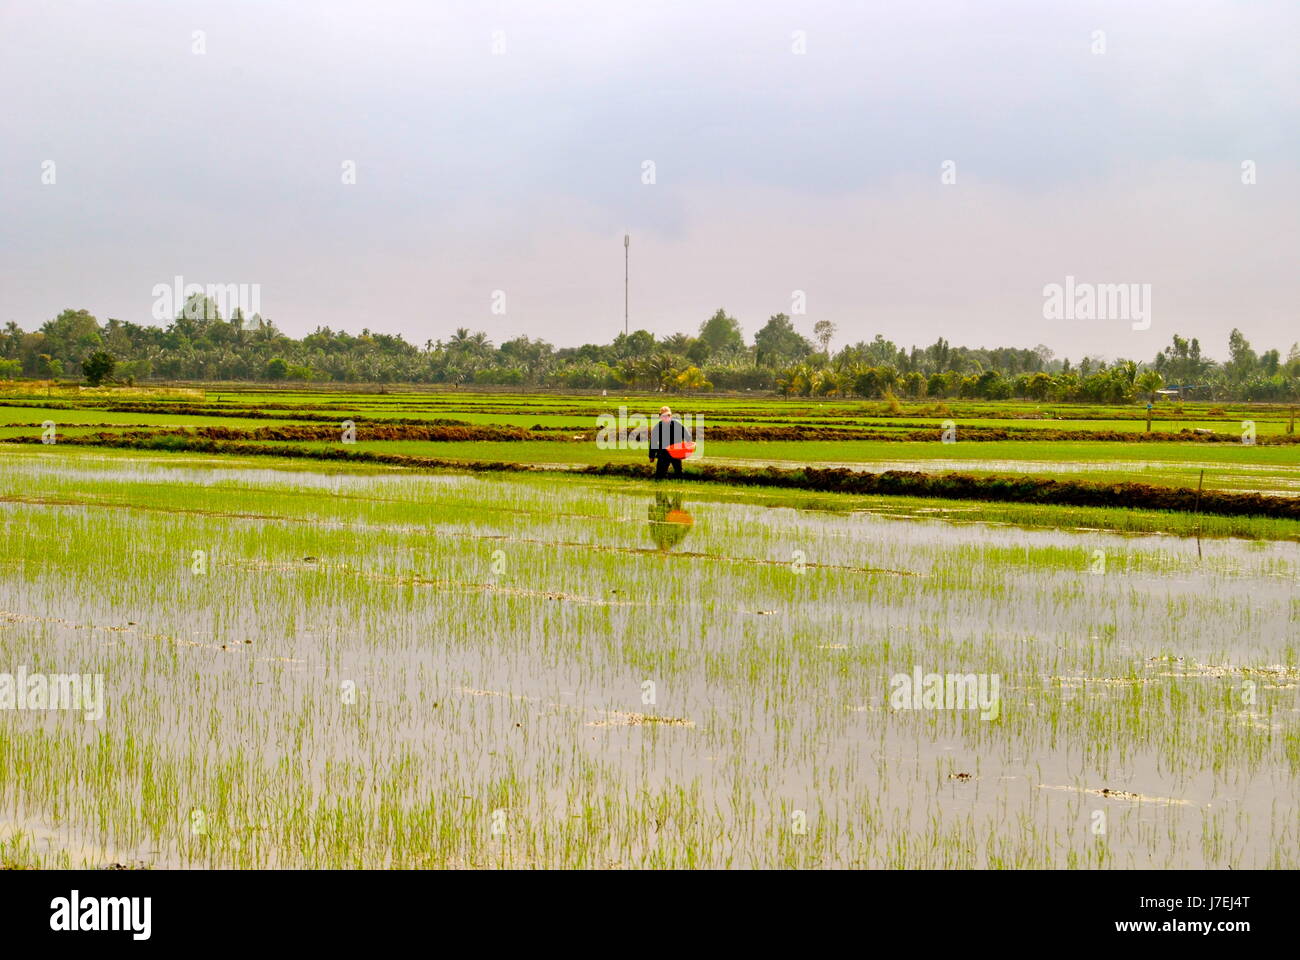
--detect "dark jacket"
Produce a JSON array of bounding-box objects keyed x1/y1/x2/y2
[{"x1": 648, "y1": 417, "x2": 691, "y2": 458}]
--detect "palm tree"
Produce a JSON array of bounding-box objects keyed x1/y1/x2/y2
[
  {"x1": 1119, "y1": 360, "x2": 1138, "y2": 388},
  {"x1": 1136, "y1": 369, "x2": 1164, "y2": 401}
]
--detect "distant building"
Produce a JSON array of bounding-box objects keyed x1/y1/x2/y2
[{"x1": 1158, "y1": 385, "x2": 1207, "y2": 400}]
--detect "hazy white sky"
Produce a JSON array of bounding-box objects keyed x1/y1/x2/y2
[{"x1": 2, "y1": 0, "x2": 1296, "y2": 360}]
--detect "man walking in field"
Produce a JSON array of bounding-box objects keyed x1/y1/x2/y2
[{"x1": 648, "y1": 406, "x2": 692, "y2": 479}]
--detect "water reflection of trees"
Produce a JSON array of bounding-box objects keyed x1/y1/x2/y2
[{"x1": 647, "y1": 493, "x2": 693, "y2": 552}]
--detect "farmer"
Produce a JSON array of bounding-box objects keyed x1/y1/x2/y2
[{"x1": 648, "y1": 405, "x2": 691, "y2": 479}]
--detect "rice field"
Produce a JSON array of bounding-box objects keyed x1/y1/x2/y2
[
  {"x1": 1, "y1": 434, "x2": 1297, "y2": 869},
  {"x1": 3, "y1": 388, "x2": 1296, "y2": 503}
]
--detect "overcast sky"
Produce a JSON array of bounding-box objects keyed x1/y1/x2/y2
[{"x1": 2, "y1": 0, "x2": 1296, "y2": 360}]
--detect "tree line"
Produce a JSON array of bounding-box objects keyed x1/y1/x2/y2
[{"x1": 3, "y1": 296, "x2": 1298, "y2": 402}]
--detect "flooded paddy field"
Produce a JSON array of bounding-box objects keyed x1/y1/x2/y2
[{"x1": 1, "y1": 449, "x2": 1296, "y2": 868}]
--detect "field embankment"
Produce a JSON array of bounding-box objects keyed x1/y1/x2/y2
[{"x1": 12, "y1": 430, "x2": 1299, "y2": 520}]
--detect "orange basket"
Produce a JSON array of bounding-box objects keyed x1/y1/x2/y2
[{"x1": 666, "y1": 441, "x2": 695, "y2": 459}]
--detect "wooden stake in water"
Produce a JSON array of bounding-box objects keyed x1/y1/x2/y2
[{"x1": 1194, "y1": 469, "x2": 1204, "y2": 560}]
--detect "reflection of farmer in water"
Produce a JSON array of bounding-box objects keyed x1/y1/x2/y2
[
  {"x1": 647, "y1": 493, "x2": 693, "y2": 552},
  {"x1": 648, "y1": 406, "x2": 693, "y2": 479}
]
